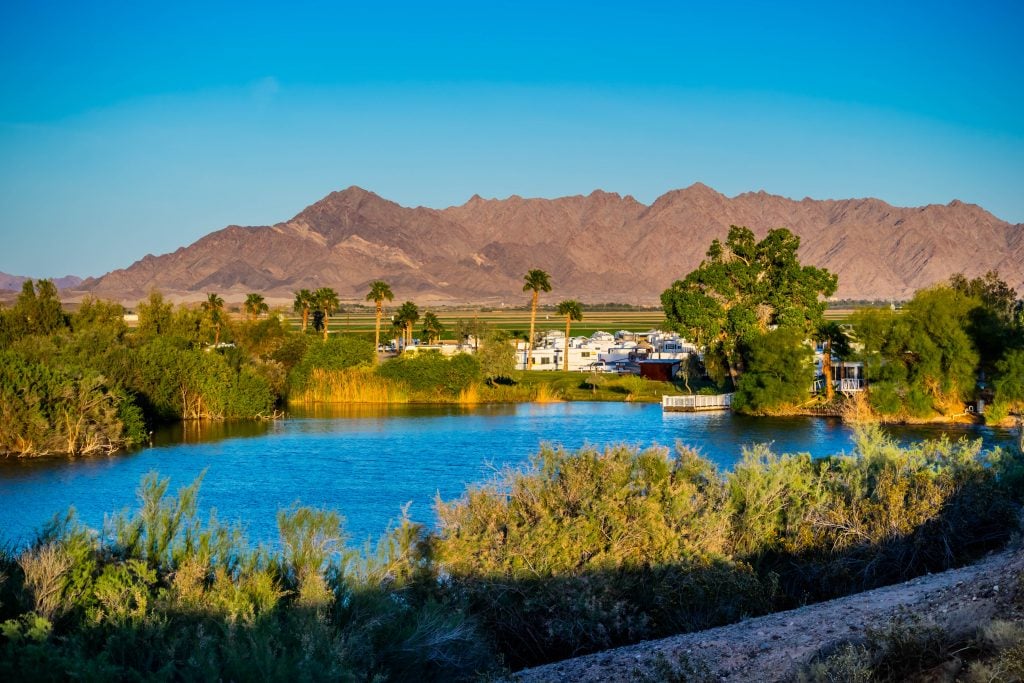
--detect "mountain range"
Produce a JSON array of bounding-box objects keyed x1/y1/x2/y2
[
  {"x1": 0, "y1": 273, "x2": 83, "y2": 292},
  {"x1": 75, "y1": 184, "x2": 1024, "y2": 304}
]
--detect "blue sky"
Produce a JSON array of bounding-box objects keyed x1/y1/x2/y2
[{"x1": 1, "y1": 1, "x2": 1022, "y2": 278}]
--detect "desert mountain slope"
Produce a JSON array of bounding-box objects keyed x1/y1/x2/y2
[{"x1": 78, "y1": 185, "x2": 1024, "y2": 303}]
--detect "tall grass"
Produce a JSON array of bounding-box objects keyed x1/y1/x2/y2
[{"x1": 289, "y1": 367, "x2": 408, "y2": 404}]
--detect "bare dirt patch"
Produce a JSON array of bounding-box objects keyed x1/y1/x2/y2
[{"x1": 512, "y1": 547, "x2": 1024, "y2": 682}]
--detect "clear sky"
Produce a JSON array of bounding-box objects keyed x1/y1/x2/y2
[{"x1": 1, "y1": 0, "x2": 1022, "y2": 278}]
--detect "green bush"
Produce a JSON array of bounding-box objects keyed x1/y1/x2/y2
[
  {"x1": 732, "y1": 329, "x2": 813, "y2": 413},
  {"x1": 289, "y1": 336, "x2": 376, "y2": 392},
  {"x1": 376, "y1": 351, "x2": 481, "y2": 395},
  {"x1": 0, "y1": 350, "x2": 145, "y2": 456}
]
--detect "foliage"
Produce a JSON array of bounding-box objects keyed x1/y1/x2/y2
[
  {"x1": 0, "y1": 474, "x2": 492, "y2": 681},
  {"x1": 732, "y1": 329, "x2": 814, "y2": 413},
  {"x1": 421, "y1": 311, "x2": 445, "y2": 344},
  {"x1": 394, "y1": 300, "x2": 420, "y2": 347},
  {"x1": 0, "y1": 279, "x2": 69, "y2": 346},
  {"x1": 200, "y1": 292, "x2": 225, "y2": 344},
  {"x1": 0, "y1": 350, "x2": 145, "y2": 456},
  {"x1": 993, "y1": 349, "x2": 1024, "y2": 414},
  {"x1": 435, "y1": 428, "x2": 1022, "y2": 666},
  {"x1": 312, "y1": 287, "x2": 340, "y2": 340},
  {"x1": 288, "y1": 336, "x2": 376, "y2": 394},
  {"x1": 852, "y1": 286, "x2": 980, "y2": 417},
  {"x1": 661, "y1": 226, "x2": 836, "y2": 385},
  {"x1": 292, "y1": 288, "x2": 314, "y2": 332},
  {"x1": 476, "y1": 330, "x2": 516, "y2": 379},
  {"x1": 136, "y1": 291, "x2": 174, "y2": 338},
  {"x1": 243, "y1": 292, "x2": 269, "y2": 320},
  {"x1": 365, "y1": 280, "x2": 394, "y2": 351},
  {"x1": 523, "y1": 269, "x2": 553, "y2": 369},
  {"x1": 376, "y1": 351, "x2": 481, "y2": 396},
  {"x1": 119, "y1": 338, "x2": 275, "y2": 420},
  {"x1": 950, "y1": 270, "x2": 1024, "y2": 373}
]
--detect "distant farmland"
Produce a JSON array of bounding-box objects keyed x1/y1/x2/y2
[{"x1": 277, "y1": 308, "x2": 669, "y2": 339}]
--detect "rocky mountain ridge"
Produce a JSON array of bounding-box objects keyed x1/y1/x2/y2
[{"x1": 77, "y1": 185, "x2": 1024, "y2": 304}]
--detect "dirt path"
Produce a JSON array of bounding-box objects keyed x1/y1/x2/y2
[{"x1": 512, "y1": 547, "x2": 1024, "y2": 682}]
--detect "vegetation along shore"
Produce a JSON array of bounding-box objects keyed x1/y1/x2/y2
[
  {"x1": 2, "y1": 225, "x2": 1024, "y2": 458},
  {"x1": 2, "y1": 427, "x2": 1022, "y2": 679}
]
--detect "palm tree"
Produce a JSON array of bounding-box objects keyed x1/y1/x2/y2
[
  {"x1": 293, "y1": 289, "x2": 314, "y2": 332},
  {"x1": 815, "y1": 321, "x2": 852, "y2": 402},
  {"x1": 313, "y1": 287, "x2": 340, "y2": 341},
  {"x1": 395, "y1": 301, "x2": 420, "y2": 350},
  {"x1": 365, "y1": 280, "x2": 394, "y2": 357},
  {"x1": 556, "y1": 300, "x2": 583, "y2": 371},
  {"x1": 201, "y1": 292, "x2": 225, "y2": 345},
  {"x1": 244, "y1": 293, "x2": 268, "y2": 321},
  {"x1": 522, "y1": 269, "x2": 552, "y2": 370},
  {"x1": 421, "y1": 311, "x2": 445, "y2": 344}
]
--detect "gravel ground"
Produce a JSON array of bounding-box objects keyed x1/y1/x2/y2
[{"x1": 512, "y1": 546, "x2": 1024, "y2": 682}]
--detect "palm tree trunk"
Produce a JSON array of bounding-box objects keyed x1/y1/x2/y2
[
  {"x1": 563, "y1": 315, "x2": 571, "y2": 372},
  {"x1": 301, "y1": 307, "x2": 309, "y2": 332},
  {"x1": 527, "y1": 291, "x2": 538, "y2": 370},
  {"x1": 374, "y1": 301, "x2": 382, "y2": 361},
  {"x1": 214, "y1": 323, "x2": 221, "y2": 346},
  {"x1": 322, "y1": 310, "x2": 329, "y2": 341},
  {"x1": 823, "y1": 339, "x2": 834, "y2": 402}
]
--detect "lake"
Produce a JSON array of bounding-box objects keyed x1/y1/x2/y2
[{"x1": 0, "y1": 402, "x2": 1015, "y2": 547}]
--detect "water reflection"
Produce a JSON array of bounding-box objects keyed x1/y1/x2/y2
[{"x1": 152, "y1": 419, "x2": 274, "y2": 447}]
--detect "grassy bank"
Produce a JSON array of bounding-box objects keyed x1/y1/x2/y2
[{"x1": 289, "y1": 367, "x2": 691, "y2": 405}]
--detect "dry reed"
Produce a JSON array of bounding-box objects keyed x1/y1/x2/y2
[{"x1": 290, "y1": 368, "x2": 407, "y2": 404}]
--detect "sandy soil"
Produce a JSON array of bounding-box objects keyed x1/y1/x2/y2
[{"x1": 512, "y1": 547, "x2": 1024, "y2": 682}]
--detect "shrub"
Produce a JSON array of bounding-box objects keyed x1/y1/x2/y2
[
  {"x1": 288, "y1": 336, "x2": 376, "y2": 393},
  {"x1": 377, "y1": 351, "x2": 481, "y2": 396},
  {"x1": 0, "y1": 350, "x2": 145, "y2": 456}
]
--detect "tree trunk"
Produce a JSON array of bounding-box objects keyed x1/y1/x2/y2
[
  {"x1": 301, "y1": 307, "x2": 309, "y2": 332},
  {"x1": 214, "y1": 323, "x2": 221, "y2": 346},
  {"x1": 823, "y1": 339, "x2": 834, "y2": 402},
  {"x1": 322, "y1": 310, "x2": 329, "y2": 341},
  {"x1": 563, "y1": 315, "x2": 571, "y2": 372},
  {"x1": 527, "y1": 291, "x2": 538, "y2": 370},
  {"x1": 374, "y1": 301, "x2": 382, "y2": 362}
]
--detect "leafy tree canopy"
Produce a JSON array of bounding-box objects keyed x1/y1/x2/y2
[{"x1": 661, "y1": 226, "x2": 836, "y2": 385}]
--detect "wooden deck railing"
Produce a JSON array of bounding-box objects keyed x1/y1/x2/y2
[{"x1": 662, "y1": 393, "x2": 733, "y2": 411}]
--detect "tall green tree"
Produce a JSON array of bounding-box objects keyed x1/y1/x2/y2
[
  {"x1": 555, "y1": 300, "x2": 583, "y2": 371},
  {"x1": 421, "y1": 311, "x2": 445, "y2": 344},
  {"x1": 394, "y1": 301, "x2": 420, "y2": 350},
  {"x1": 949, "y1": 271, "x2": 1023, "y2": 373},
  {"x1": 522, "y1": 269, "x2": 552, "y2": 370},
  {"x1": 293, "y1": 289, "x2": 314, "y2": 332},
  {"x1": 201, "y1": 292, "x2": 225, "y2": 345},
  {"x1": 313, "y1": 288, "x2": 340, "y2": 341},
  {"x1": 244, "y1": 293, "x2": 269, "y2": 321},
  {"x1": 365, "y1": 280, "x2": 394, "y2": 357},
  {"x1": 851, "y1": 285, "x2": 980, "y2": 417},
  {"x1": 137, "y1": 291, "x2": 174, "y2": 338},
  {"x1": 661, "y1": 226, "x2": 837, "y2": 387},
  {"x1": 9, "y1": 279, "x2": 68, "y2": 338}
]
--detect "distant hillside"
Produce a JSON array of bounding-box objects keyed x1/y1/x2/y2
[
  {"x1": 0, "y1": 272, "x2": 83, "y2": 292},
  {"x1": 78, "y1": 185, "x2": 1024, "y2": 304}
]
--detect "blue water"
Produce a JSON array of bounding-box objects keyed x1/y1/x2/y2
[{"x1": 0, "y1": 403, "x2": 1014, "y2": 547}]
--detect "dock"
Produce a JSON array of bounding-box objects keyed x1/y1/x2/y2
[{"x1": 662, "y1": 393, "x2": 733, "y2": 412}]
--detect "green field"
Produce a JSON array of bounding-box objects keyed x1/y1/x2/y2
[{"x1": 276, "y1": 308, "x2": 670, "y2": 340}]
